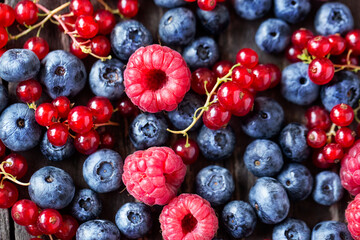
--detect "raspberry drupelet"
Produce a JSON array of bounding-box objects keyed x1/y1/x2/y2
[
  {"x1": 346, "y1": 194, "x2": 360, "y2": 239},
  {"x1": 340, "y1": 140, "x2": 360, "y2": 195}
]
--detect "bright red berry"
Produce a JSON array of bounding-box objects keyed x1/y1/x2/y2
[
  {"x1": 69, "y1": 0, "x2": 93, "y2": 17},
  {"x1": 236, "y1": 48, "x2": 258, "y2": 69},
  {"x1": 212, "y1": 60, "x2": 233, "y2": 78},
  {"x1": 0, "y1": 140, "x2": 5, "y2": 158},
  {"x1": 94, "y1": 9, "x2": 116, "y2": 35},
  {"x1": 251, "y1": 64, "x2": 272, "y2": 91},
  {"x1": 118, "y1": 0, "x2": 139, "y2": 18},
  {"x1": 0, "y1": 181, "x2": 18, "y2": 209},
  {"x1": 70, "y1": 39, "x2": 89, "y2": 59},
  {"x1": 75, "y1": 15, "x2": 99, "y2": 39},
  {"x1": 58, "y1": 15, "x2": 76, "y2": 32},
  {"x1": 191, "y1": 68, "x2": 217, "y2": 95},
  {"x1": 335, "y1": 127, "x2": 355, "y2": 148},
  {"x1": 307, "y1": 36, "x2": 332, "y2": 58},
  {"x1": 346, "y1": 30, "x2": 360, "y2": 56},
  {"x1": 305, "y1": 106, "x2": 331, "y2": 130},
  {"x1": 172, "y1": 138, "x2": 199, "y2": 165},
  {"x1": 285, "y1": 45, "x2": 302, "y2": 63},
  {"x1": 307, "y1": 128, "x2": 327, "y2": 148},
  {"x1": 47, "y1": 123, "x2": 69, "y2": 147},
  {"x1": 35, "y1": 103, "x2": 58, "y2": 127},
  {"x1": 340, "y1": 140, "x2": 360, "y2": 196},
  {"x1": 11, "y1": 199, "x2": 38, "y2": 226},
  {"x1": 330, "y1": 103, "x2": 354, "y2": 127},
  {"x1": 291, "y1": 28, "x2": 313, "y2": 50},
  {"x1": 265, "y1": 63, "x2": 281, "y2": 88},
  {"x1": 2, "y1": 153, "x2": 28, "y2": 179},
  {"x1": 308, "y1": 57, "x2": 334, "y2": 85},
  {"x1": 322, "y1": 143, "x2": 344, "y2": 163},
  {"x1": 74, "y1": 129, "x2": 100, "y2": 155},
  {"x1": 99, "y1": 131, "x2": 115, "y2": 149},
  {"x1": 117, "y1": 96, "x2": 139, "y2": 117},
  {"x1": 68, "y1": 106, "x2": 94, "y2": 134},
  {"x1": 87, "y1": 96, "x2": 113, "y2": 124},
  {"x1": 54, "y1": 215, "x2": 79, "y2": 240},
  {"x1": 26, "y1": 224, "x2": 43, "y2": 236},
  {"x1": 0, "y1": 4, "x2": 15, "y2": 27},
  {"x1": 346, "y1": 194, "x2": 360, "y2": 239},
  {"x1": 14, "y1": 0, "x2": 38, "y2": 26},
  {"x1": 52, "y1": 96, "x2": 71, "y2": 119},
  {"x1": 328, "y1": 34, "x2": 346, "y2": 56},
  {"x1": 37, "y1": 209, "x2": 62, "y2": 235},
  {"x1": 16, "y1": 79, "x2": 42, "y2": 103},
  {"x1": 231, "y1": 66, "x2": 253, "y2": 88},
  {"x1": 23, "y1": 37, "x2": 49, "y2": 60},
  {"x1": 91, "y1": 35, "x2": 111, "y2": 57},
  {"x1": 0, "y1": 27, "x2": 8, "y2": 49},
  {"x1": 197, "y1": 0, "x2": 216, "y2": 11},
  {"x1": 312, "y1": 149, "x2": 334, "y2": 169},
  {"x1": 203, "y1": 102, "x2": 231, "y2": 130}
]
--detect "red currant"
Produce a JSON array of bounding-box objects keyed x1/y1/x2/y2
[
  {"x1": 322, "y1": 143, "x2": 344, "y2": 163},
  {"x1": 307, "y1": 36, "x2": 332, "y2": 58},
  {"x1": 74, "y1": 129, "x2": 100, "y2": 155},
  {"x1": 75, "y1": 15, "x2": 99, "y2": 39},
  {"x1": 172, "y1": 138, "x2": 199, "y2": 165},
  {"x1": 0, "y1": 140, "x2": 5, "y2": 158},
  {"x1": 202, "y1": 102, "x2": 231, "y2": 130},
  {"x1": 118, "y1": 0, "x2": 139, "y2": 18},
  {"x1": 58, "y1": 15, "x2": 76, "y2": 32},
  {"x1": 0, "y1": 48, "x2": 6, "y2": 57},
  {"x1": 16, "y1": 79, "x2": 42, "y2": 103},
  {"x1": 191, "y1": 68, "x2": 217, "y2": 95},
  {"x1": 52, "y1": 96, "x2": 71, "y2": 119},
  {"x1": 23, "y1": 37, "x2": 49, "y2": 60},
  {"x1": 291, "y1": 28, "x2": 313, "y2": 50},
  {"x1": 54, "y1": 215, "x2": 79, "y2": 240},
  {"x1": 69, "y1": 0, "x2": 93, "y2": 17},
  {"x1": 335, "y1": 127, "x2": 355, "y2": 148},
  {"x1": 337, "y1": 52, "x2": 359, "y2": 66},
  {"x1": 307, "y1": 128, "x2": 327, "y2": 148},
  {"x1": 47, "y1": 123, "x2": 69, "y2": 147},
  {"x1": 35, "y1": 103, "x2": 58, "y2": 127},
  {"x1": 305, "y1": 106, "x2": 331, "y2": 130},
  {"x1": 197, "y1": 0, "x2": 216, "y2": 11},
  {"x1": 236, "y1": 48, "x2": 258, "y2": 69},
  {"x1": 308, "y1": 57, "x2": 334, "y2": 85},
  {"x1": 14, "y1": 0, "x2": 38, "y2": 26},
  {"x1": 117, "y1": 96, "x2": 139, "y2": 117},
  {"x1": 251, "y1": 64, "x2": 271, "y2": 91},
  {"x1": 285, "y1": 45, "x2": 302, "y2": 63},
  {"x1": 91, "y1": 35, "x2": 111, "y2": 57},
  {"x1": 94, "y1": 9, "x2": 116, "y2": 35},
  {"x1": 11, "y1": 199, "x2": 38, "y2": 226},
  {"x1": 265, "y1": 63, "x2": 281, "y2": 88},
  {"x1": 346, "y1": 30, "x2": 360, "y2": 56},
  {"x1": 68, "y1": 106, "x2": 94, "y2": 134},
  {"x1": 328, "y1": 34, "x2": 346, "y2": 56},
  {"x1": 212, "y1": 60, "x2": 233, "y2": 78},
  {"x1": 2, "y1": 153, "x2": 28, "y2": 179},
  {"x1": 330, "y1": 103, "x2": 354, "y2": 127},
  {"x1": 99, "y1": 131, "x2": 115, "y2": 149},
  {"x1": 0, "y1": 4, "x2": 15, "y2": 27},
  {"x1": 0, "y1": 181, "x2": 18, "y2": 209},
  {"x1": 0, "y1": 27, "x2": 8, "y2": 49},
  {"x1": 87, "y1": 96, "x2": 113, "y2": 124},
  {"x1": 37, "y1": 209, "x2": 62, "y2": 235},
  {"x1": 70, "y1": 39, "x2": 89, "y2": 59},
  {"x1": 312, "y1": 149, "x2": 334, "y2": 169},
  {"x1": 26, "y1": 224, "x2": 43, "y2": 236},
  {"x1": 231, "y1": 66, "x2": 253, "y2": 88}
]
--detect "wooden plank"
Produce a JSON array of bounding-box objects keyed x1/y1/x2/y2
[{"x1": 0, "y1": 209, "x2": 10, "y2": 240}]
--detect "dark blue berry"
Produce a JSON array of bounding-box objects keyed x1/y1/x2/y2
[
  {"x1": 221, "y1": 200, "x2": 257, "y2": 238},
  {"x1": 274, "y1": 0, "x2": 311, "y2": 24},
  {"x1": 196, "y1": 4, "x2": 230, "y2": 35},
  {"x1": 233, "y1": 0, "x2": 272, "y2": 20},
  {"x1": 312, "y1": 171, "x2": 344, "y2": 206},
  {"x1": 28, "y1": 166, "x2": 75, "y2": 209},
  {"x1": 0, "y1": 84, "x2": 8, "y2": 113},
  {"x1": 311, "y1": 221, "x2": 352, "y2": 240},
  {"x1": 71, "y1": 188, "x2": 102, "y2": 222},
  {"x1": 154, "y1": 0, "x2": 185, "y2": 8},
  {"x1": 76, "y1": 219, "x2": 121, "y2": 240},
  {"x1": 40, "y1": 133, "x2": 75, "y2": 162},
  {"x1": 272, "y1": 218, "x2": 311, "y2": 240},
  {"x1": 183, "y1": 37, "x2": 219, "y2": 70}
]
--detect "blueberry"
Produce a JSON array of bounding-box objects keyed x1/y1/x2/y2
[
  {"x1": 195, "y1": 165, "x2": 235, "y2": 206},
  {"x1": 311, "y1": 221, "x2": 352, "y2": 240},
  {"x1": 197, "y1": 125, "x2": 236, "y2": 161},
  {"x1": 221, "y1": 200, "x2": 257, "y2": 238},
  {"x1": 39, "y1": 50, "x2": 86, "y2": 99},
  {"x1": 0, "y1": 49, "x2": 40, "y2": 82},
  {"x1": 281, "y1": 62, "x2": 320, "y2": 106},
  {"x1": 249, "y1": 177, "x2": 290, "y2": 224},
  {"x1": 154, "y1": 0, "x2": 185, "y2": 8},
  {"x1": 244, "y1": 139, "x2": 284, "y2": 177},
  {"x1": 196, "y1": 5, "x2": 230, "y2": 35},
  {"x1": 129, "y1": 113, "x2": 169, "y2": 150},
  {"x1": 274, "y1": 0, "x2": 311, "y2": 24},
  {"x1": 0, "y1": 103, "x2": 41, "y2": 151},
  {"x1": 115, "y1": 202, "x2": 152, "y2": 239},
  {"x1": 233, "y1": 0, "x2": 272, "y2": 20},
  {"x1": 158, "y1": 7, "x2": 196, "y2": 46},
  {"x1": 111, "y1": 20, "x2": 153, "y2": 61},
  {"x1": 83, "y1": 149, "x2": 123, "y2": 193},
  {"x1": 273, "y1": 218, "x2": 311, "y2": 240},
  {"x1": 0, "y1": 84, "x2": 8, "y2": 113},
  {"x1": 312, "y1": 171, "x2": 343, "y2": 206},
  {"x1": 28, "y1": 166, "x2": 75, "y2": 209},
  {"x1": 183, "y1": 37, "x2": 219, "y2": 70},
  {"x1": 71, "y1": 188, "x2": 102, "y2": 222},
  {"x1": 314, "y1": 2, "x2": 354, "y2": 36},
  {"x1": 321, "y1": 70, "x2": 360, "y2": 112},
  {"x1": 168, "y1": 92, "x2": 203, "y2": 131},
  {"x1": 76, "y1": 219, "x2": 121, "y2": 240},
  {"x1": 255, "y1": 18, "x2": 291, "y2": 53},
  {"x1": 89, "y1": 58, "x2": 125, "y2": 100},
  {"x1": 279, "y1": 123, "x2": 310, "y2": 162},
  {"x1": 241, "y1": 97, "x2": 284, "y2": 139},
  {"x1": 40, "y1": 133, "x2": 75, "y2": 161},
  {"x1": 277, "y1": 163, "x2": 313, "y2": 201}
]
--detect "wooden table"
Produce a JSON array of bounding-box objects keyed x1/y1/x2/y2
[{"x1": 0, "y1": 0, "x2": 359, "y2": 239}]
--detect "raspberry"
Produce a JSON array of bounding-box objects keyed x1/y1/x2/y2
[
  {"x1": 122, "y1": 147, "x2": 187, "y2": 205},
  {"x1": 340, "y1": 140, "x2": 360, "y2": 195},
  {"x1": 124, "y1": 44, "x2": 191, "y2": 113},
  {"x1": 346, "y1": 194, "x2": 360, "y2": 239},
  {"x1": 159, "y1": 193, "x2": 218, "y2": 240}
]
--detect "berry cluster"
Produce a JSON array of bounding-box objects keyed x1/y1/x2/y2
[{"x1": 184, "y1": 0, "x2": 225, "y2": 11}]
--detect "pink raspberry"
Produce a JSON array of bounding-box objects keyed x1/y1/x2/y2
[
  {"x1": 159, "y1": 193, "x2": 218, "y2": 240},
  {"x1": 122, "y1": 147, "x2": 187, "y2": 205},
  {"x1": 346, "y1": 194, "x2": 360, "y2": 239},
  {"x1": 124, "y1": 44, "x2": 191, "y2": 113},
  {"x1": 340, "y1": 140, "x2": 360, "y2": 195}
]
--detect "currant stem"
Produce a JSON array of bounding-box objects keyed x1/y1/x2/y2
[
  {"x1": 354, "y1": 100, "x2": 360, "y2": 124},
  {"x1": 96, "y1": 0, "x2": 112, "y2": 11},
  {"x1": 48, "y1": 235, "x2": 54, "y2": 240},
  {"x1": 94, "y1": 121, "x2": 120, "y2": 128},
  {"x1": 326, "y1": 123, "x2": 337, "y2": 144},
  {"x1": 0, "y1": 163, "x2": 30, "y2": 186}
]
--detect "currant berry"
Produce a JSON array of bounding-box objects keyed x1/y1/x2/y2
[
  {"x1": 0, "y1": 140, "x2": 5, "y2": 158},
  {"x1": 11, "y1": 199, "x2": 38, "y2": 226},
  {"x1": 307, "y1": 128, "x2": 327, "y2": 148},
  {"x1": 70, "y1": 39, "x2": 89, "y2": 59},
  {"x1": 191, "y1": 68, "x2": 217, "y2": 95},
  {"x1": 0, "y1": 3, "x2": 15, "y2": 27},
  {"x1": 251, "y1": 64, "x2": 271, "y2": 91},
  {"x1": 330, "y1": 103, "x2": 354, "y2": 127},
  {"x1": 68, "y1": 106, "x2": 94, "y2": 134},
  {"x1": 0, "y1": 27, "x2": 8, "y2": 49},
  {"x1": 172, "y1": 138, "x2": 199, "y2": 165},
  {"x1": 335, "y1": 127, "x2": 355, "y2": 148},
  {"x1": 337, "y1": 52, "x2": 359, "y2": 66},
  {"x1": 74, "y1": 129, "x2": 100, "y2": 155},
  {"x1": 58, "y1": 15, "x2": 76, "y2": 32},
  {"x1": 23, "y1": 37, "x2": 49, "y2": 60},
  {"x1": 291, "y1": 28, "x2": 313, "y2": 50},
  {"x1": 307, "y1": 36, "x2": 332, "y2": 58},
  {"x1": 14, "y1": 0, "x2": 38, "y2": 26},
  {"x1": 54, "y1": 215, "x2": 79, "y2": 240},
  {"x1": 202, "y1": 102, "x2": 231, "y2": 130},
  {"x1": 328, "y1": 34, "x2": 346, "y2": 56},
  {"x1": 312, "y1": 149, "x2": 334, "y2": 169},
  {"x1": 285, "y1": 45, "x2": 302, "y2": 63},
  {"x1": 236, "y1": 48, "x2": 258, "y2": 69},
  {"x1": 87, "y1": 96, "x2": 113, "y2": 124},
  {"x1": 94, "y1": 9, "x2": 116, "y2": 35},
  {"x1": 265, "y1": 63, "x2": 281, "y2": 88},
  {"x1": 212, "y1": 60, "x2": 233, "y2": 78},
  {"x1": 91, "y1": 35, "x2": 111, "y2": 57},
  {"x1": 308, "y1": 57, "x2": 334, "y2": 85},
  {"x1": 52, "y1": 96, "x2": 71, "y2": 119},
  {"x1": 117, "y1": 96, "x2": 139, "y2": 117},
  {"x1": 75, "y1": 15, "x2": 99, "y2": 39},
  {"x1": 37, "y1": 209, "x2": 62, "y2": 235},
  {"x1": 231, "y1": 66, "x2": 253, "y2": 88},
  {"x1": 35, "y1": 103, "x2": 58, "y2": 127},
  {"x1": 305, "y1": 106, "x2": 331, "y2": 130},
  {"x1": 118, "y1": 0, "x2": 139, "y2": 18},
  {"x1": 26, "y1": 224, "x2": 43, "y2": 236},
  {"x1": 0, "y1": 181, "x2": 18, "y2": 209},
  {"x1": 2, "y1": 153, "x2": 28, "y2": 179},
  {"x1": 322, "y1": 143, "x2": 344, "y2": 163},
  {"x1": 346, "y1": 30, "x2": 360, "y2": 56},
  {"x1": 16, "y1": 79, "x2": 42, "y2": 103},
  {"x1": 47, "y1": 123, "x2": 69, "y2": 147},
  {"x1": 197, "y1": 0, "x2": 216, "y2": 11},
  {"x1": 99, "y1": 131, "x2": 115, "y2": 149},
  {"x1": 69, "y1": 0, "x2": 93, "y2": 17},
  {"x1": 0, "y1": 48, "x2": 6, "y2": 57}
]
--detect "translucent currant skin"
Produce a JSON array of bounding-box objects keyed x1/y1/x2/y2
[
  {"x1": 74, "y1": 129, "x2": 100, "y2": 155},
  {"x1": 11, "y1": 199, "x2": 38, "y2": 226},
  {"x1": 14, "y1": 0, "x2": 38, "y2": 26},
  {"x1": 191, "y1": 68, "x2": 217, "y2": 95},
  {"x1": 118, "y1": 0, "x2": 139, "y2": 18},
  {"x1": 37, "y1": 209, "x2": 63, "y2": 234},
  {"x1": 213, "y1": 60, "x2": 233, "y2": 78},
  {"x1": 308, "y1": 58, "x2": 334, "y2": 85},
  {"x1": 236, "y1": 48, "x2": 258, "y2": 68},
  {"x1": 87, "y1": 96, "x2": 113, "y2": 124},
  {"x1": 172, "y1": 138, "x2": 200, "y2": 165},
  {"x1": 16, "y1": 79, "x2": 42, "y2": 103},
  {"x1": 305, "y1": 106, "x2": 331, "y2": 130},
  {"x1": 117, "y1": 96, "x2": 139, "y2": 117},
  {"x1": 307, "y1": 128, "x2": 327, "y2": 148},
  {"x1": 0, "y1": 181, "x2": 18, "y2": 209},
  {"x1": 203, "y1": 102, "x2": 232, "y2": 130},
  {"x1": 54, "y1": 215, "x2": 79, "y2": 240},
  {"x1": 0, "y1": 3, "x2": 15, "y2": 27},
  {"x1": 94, "y1": 9, "x2": 116, "y2": 35},
  {"x1": 23, "y1": 37, "x2": 49, "y2": 60},
  {"x1": 291, "y1": 28, "x2": 313, "y2": 50},
  {"x1": 68, "y1": 106, "x2": 94, "y2": 134},
  {"x1": 52, "y1": 96, "x2": 71, "y2": 119},
  {"x1": 47, "y1": 123, "x2": 69, "y2": 147},
  {"x1": 2, "y1": 153, "x2": 28, "y2": 179},
  {"x1": 330, "y1": 103, "x2": 354, "y2": 127}
]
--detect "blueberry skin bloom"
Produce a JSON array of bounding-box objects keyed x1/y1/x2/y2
[
  {"x1": 28, "y1": 166, "x2": 75, "y2": 209},
  {"x1": 159, "y1": 7, "x2": 196, "y2": 46},
  {"x1": 183, "y1": 37, "x2": 219, "y2": 70},
  {"x1": 274, "y1": 0, "x2": 311, "y2": 24},
  {"x1": 277, "y1": 163, "x2": 313, "y2": 201},
  {"x1": 0, "y1": 84, "x2": 8, "y2": 113},
  {"x1": 273, "y1": 218, "x2": 311, "y2": 240},
  {"x1": 168, "y1": 92, "x2": 203, "y2": 131},
  {"x1": 311, "y1": 221, "x2": 352, "y2": 240},
  {"x1": 115, "y1": 202, "x2": 152, "y2": 239},
  {"x1": 89, "y1": 58, "x2": 125, "y2": 100},
  {"x1": 313, "y1": 171, "x2": 344, "y2": 206},
  {"x1": 129, "y1": 113, "x2": 169, "y2": 150},
  {"x1": 71, "y1": 188, "x2": 102, "y2": 222},
  {"x1": 76, "y1": 219, "x2": 121, "y2": 240},
  {"x1": 111, "y1": 20, "x2": 153, "y2": 61},
  {"x1": 83, "y1": 149, "x2": 123, "y2": 193},
  {"x1": 0, "y1": 49, "x2": 40, "y2": 82},
  {"x1": 255, "y1": 18, "x2": 291, "y2": 53},
  {"x1": 197, "y1": 125, "x2": 236, "y2": 161},
  {"x1": 0, "y1": 103, "x2": 41, "y2": 151},
  {"x1": 233, "y1": 0, "x2": 272, "y2": 20},
  {"x1": 314, "y1": 2, "x2": 354, "y2": 36},
  {"x1": 154, "y1": 0, "x2": 185, "y2": 8},
  {"x1": 40, "y1": 133, "x2": 75, "y2": 161},
  {"x1": 196, "y1": 165, "x2": 235, "y2": 206},
  {"x1": 281, "y1": 62, "x2": 320, "y2": 106},
  {"x1": 241, "y1": 97, "x2": 284, "y2": 139},
  {"x1": 39, "y1": 50, "x2": 86, "y2": 99},
  {"x1": 279, "y1": 123, "x2": 310, "y2": 162},
  {"x1": 321, "y1": 70, "x2": 360, "y2": 112},
  {"x1": 222, "y1": 200, "x2": 257, "y2": 238},
  {"x1": 244, "y1": 139, "x2": 284, "y2": 177},
  {"x1": 249, "y1": 177, "x2": 290, "y2": 224},
  {"x1": 196, "y1": 4, "x2": 230, "y2": 35}
]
